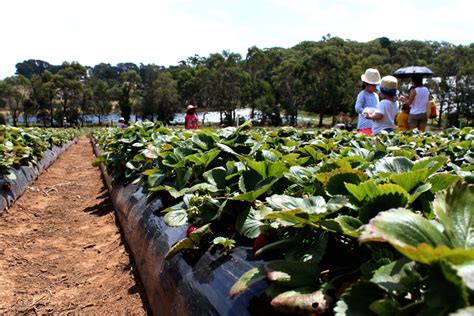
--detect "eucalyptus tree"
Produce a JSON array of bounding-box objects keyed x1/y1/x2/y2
[
  {"x1": 116, "y1": 63, "x2": 140, "y2": 75},
  {"x1": 196, "y1": 51, "x2": 248, "y2": 125},
  {"x1": 301, "y1": 41, "x2": 348, "y2": 126},
  {"x1": 149, "y1": 71, "x2": 180, "y2": 123},
  {"x1": 176, "y1": 66, "x2": 199, "y2": 106},
  {"x1": 138, "y1": 64, "x2": 161, "y2": 120},
  {"x1": 92, "y1": 63, "x2": 120, "y2": 87},
  {"x1": 432, "y1": 43, "x2": 462, "y2": 126},
  {"x1": 244, "y1": 46, "x2": 273, "y2": 119},
  {"x1": 87, "y1": 77, "x2": 112, "y2": 125},
  {"x1": 30, "y1": 71, "x2": 56, "y2": 126},
  {"x1": 53, "y1": 62, "x2": 86, "y2": 125},
  {"x1": 30, "y1": 73, "x2": 49, "y2": 126},
  {"x1": 434, "y1": 44, "x2": 474, "y2": 127},
  {"x1": 0, "y1": 75, "x2": 31, "y2": 126},
  {"x1": 170, "y1": 55, "x2": 207, "y2": 107},
  {"x1": 169, "y1": 58, "x2": 202, "y2": 107},
  {"x1": 195, "y1": 65, "x2": 216, "y2": 109},
  {"x1": 112, "y1": 69, "x2": 141, "y2": 122},
  {"x1": 15, "y1": 59, "x2": 54, "y2": 79},
  {"x1": 270, "y1": 49, "x2": 304, "y2": 125}
]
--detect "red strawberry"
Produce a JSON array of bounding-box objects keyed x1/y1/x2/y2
[
  {"x1": 2, "y1": 183, "x2": 11, "y2": 193},
  {"x1": 252, "y1": 234, "x2": 268, "y2": 253},
  {"x1": 186, "y1": 225, "x2": 198, "y2": 237}
]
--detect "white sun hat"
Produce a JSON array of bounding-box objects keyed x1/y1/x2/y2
[{"x1": 361, "y1": 68, "x2": 382, "y2": 85}]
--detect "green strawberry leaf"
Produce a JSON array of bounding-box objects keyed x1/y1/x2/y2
[
  {"x1": 334, "y1": 281, "x2": 387, "y2": 316},
  {"x1": 371, "y1": 258, "x2": 422, "y2": 292},
  {"x1": 360, "y1": 208, "x2": 474, "y2": 264},
  {"x1": 390, "y1": 169, "x2": 429, "y2": 192},
  {"x1": 320, "y1": 215, "x2": 363, "y2": 238},
  {"x1": 433, "y1": 180, "x2": 474, "y2": 249},
  {"x1": 422, "y1": 261, "x2": 469, "y2": 315}
]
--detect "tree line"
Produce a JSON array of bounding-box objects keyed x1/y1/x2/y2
[{"x1": 0, "y1": 36, "x2": 472, "y2": 127}]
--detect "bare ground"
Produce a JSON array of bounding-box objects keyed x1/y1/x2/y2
[{"x1": 0, "y1": 137, "x2": 150, "y2": 315}]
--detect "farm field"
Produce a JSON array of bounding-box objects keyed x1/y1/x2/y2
[
  {"x1": 1, "y1": 123, "x2": 473, "y2": 315},
  {"x1": 93, "y1": 122, "x2": 473, "y2": 315},
  {"x1": 0, "y1": 137, "x2": 149, "y2": 314}
]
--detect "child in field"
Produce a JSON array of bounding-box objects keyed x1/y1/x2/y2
[
  {"x1": 354, "y1": 68, "x2": 381, "y2": 135},
  {"x1": 396, "y1": 103, "x2": 410, "y2": 131},
  {"x1": 364, "y1": 75, "x2": 399, "y2": 135}
]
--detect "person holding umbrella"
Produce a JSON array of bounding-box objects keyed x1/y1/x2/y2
[
  {"x1": 354, "y1": 68, "x2": 381, "y2": 135},
  {"x1": 399, "y1": 75, "x2": 430, "y2": 131},
  {"x1": 393, "y1": 66, "x2": 433, "y2": 132}
]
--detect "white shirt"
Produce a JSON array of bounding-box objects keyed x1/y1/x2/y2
[
  {"x1": 372, "y1": 99, "x2": 399, "y2": 135},
  {"x1": 410, "y1": 86, "x2": 430, "y2": 115}
]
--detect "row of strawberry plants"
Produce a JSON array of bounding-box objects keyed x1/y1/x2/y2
[
  {"x1": 93, "y1": 122, "x2": 473, "y2": 315},
  {"x1": 0, "y1": 125, "x2": 80, "y2": 191}
]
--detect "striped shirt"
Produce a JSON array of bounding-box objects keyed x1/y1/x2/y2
[{"x1": 355, "y1": 90, "x2": 379, "y2": 129}]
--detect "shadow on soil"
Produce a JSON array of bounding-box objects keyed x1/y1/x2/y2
[
  {"x1": 82, "y1": 185, "x2": 152, "y2": 315},
  {"x1": 83, "y1": 186, "x2": 114, "y2": 216},
  {"x1": 113, "y1": 208, "x2": 153, "y2": 315}
]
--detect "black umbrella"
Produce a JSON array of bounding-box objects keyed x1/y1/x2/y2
[{"x1": 393, "y1": 66, "x2": 434, "y2": 78}]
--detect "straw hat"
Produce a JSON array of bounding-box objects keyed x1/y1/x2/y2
[
  {"x1": 379, "y1": 75, "x2": 398, "y2": 96},
  {"x1": 361, "y1": 68, "x2": 381, "y2": 85}
]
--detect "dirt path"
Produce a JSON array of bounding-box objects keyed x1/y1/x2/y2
[{"x1": 0, "y1": 137, "x2": 149, "y2": 315}]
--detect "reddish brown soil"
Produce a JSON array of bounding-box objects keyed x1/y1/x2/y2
[{"x1": 0, "y1": 137, "x2": 149, "y2": 315}]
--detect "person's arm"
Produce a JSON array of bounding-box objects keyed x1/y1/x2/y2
[
  {"x1": 365, "y1": 101, "x2": 384, "y2": 121},
  {"x1": 354, "y1": 92, "x2": 365, "y2": 114},
  {"x1": 366, "y1": 112, "x2": 384, "y2": 121},
  {"x1": 404, "y1": 89, "x2": 416, "y2": 106}
]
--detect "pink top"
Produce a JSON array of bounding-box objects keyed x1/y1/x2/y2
[{"x1": 185, "y1": 113, "x2": 199, "y2": 129}]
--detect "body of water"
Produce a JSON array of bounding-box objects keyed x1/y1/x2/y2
[{"x1": 6, "y1": 108, "x2": 317, "y2": 125}]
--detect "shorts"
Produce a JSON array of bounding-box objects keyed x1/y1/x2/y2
[{"x1": 408, "y1": 113, "x2": 427, "y2": 125}]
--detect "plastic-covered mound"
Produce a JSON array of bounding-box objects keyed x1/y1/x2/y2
[
  {"x1": 0, "y1": 140, "x2": 77, "y2": 214},
  {"x1": 92, "y1": 139, "x2": 272, "y2": 314}
]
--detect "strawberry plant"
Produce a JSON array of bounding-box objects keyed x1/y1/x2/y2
[
  {"x1": 93, "y1": 123, "x2": 474, "y2": 314},
  {"x1": 0, "y1": 125, "x2": 79, "y2": 191}
]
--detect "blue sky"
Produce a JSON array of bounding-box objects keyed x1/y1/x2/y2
[{"x1": 1, "y1": 0, "x2": 472, "y2": 78}]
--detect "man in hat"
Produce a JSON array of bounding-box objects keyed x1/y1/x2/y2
[
  {"x1": 364, "y1": 75, "x2": 399, "y2": 135},
  {"x1": 185, "y1": 105, "x2": 199, "y2": 129}
]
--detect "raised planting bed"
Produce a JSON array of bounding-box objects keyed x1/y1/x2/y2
[
  {"x1": 1, "y1": 126, "x2": 79, "y2": 213},
  {"x1": 92, "y1": 123, "x2": 474, "y2": 315},
  {"x1": 93, "y1": 141, "x2": 273, "y2": 315}
]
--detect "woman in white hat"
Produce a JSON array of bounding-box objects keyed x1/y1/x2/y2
[
  {"x1": 355, "y1": 68, "x2": 381, "y2": 135},
  {"x1": 184, "y1": 105, "x2": 199, "y2": 129},
  {"x1": 364, "y1": 75, "x2": 399, "y2": 135}
]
